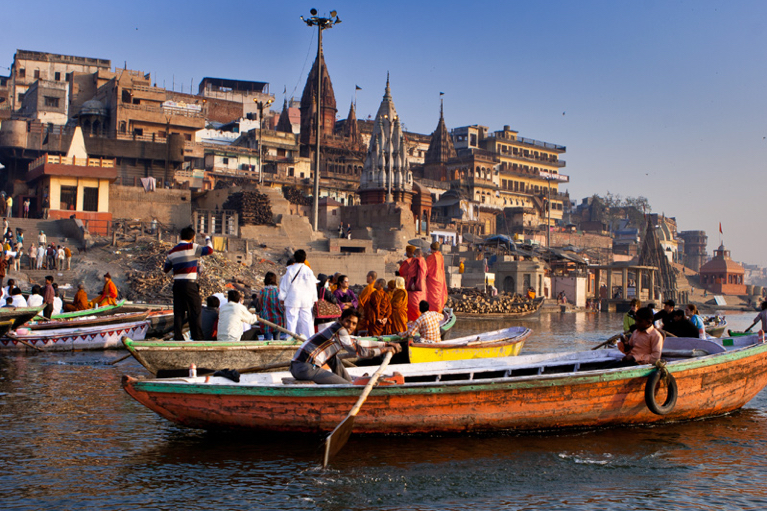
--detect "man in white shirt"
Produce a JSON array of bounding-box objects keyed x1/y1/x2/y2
[
  {"x1": 278, "y1": 249, "x2": 317, "y2": 340},
  {"x1": 38, "y1": 231, "x2": 46, "y2": 246},
  {"x1": 217, "y1": 290, "x2": 259, "y2": 341},
  {"x1": 10, "y1": 288, "x2": 27, "y2": 308},
  {"x1": 27, "y1": 285, "x2": 44, "y2": 307}
]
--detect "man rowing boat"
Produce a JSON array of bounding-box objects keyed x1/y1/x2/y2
[{"x1": 289, "y1": 307, "x2": 401, "y2": 384}]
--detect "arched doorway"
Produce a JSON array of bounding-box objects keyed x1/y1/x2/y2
[{"x1": 503, "y1": 276, "x2": 515, "y2": 294}]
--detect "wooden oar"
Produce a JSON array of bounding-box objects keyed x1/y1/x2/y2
[
  {"x1": 257, "y1": 317, "x2": 305, "y2": 341},
  {"x1": 16, "y1": 337, "x2": 45, "y2": 352},
  {"x1": 110, "y1": 353, "x2": 133, "y2": 365},
  {"x1": 323, "y1": 350, "x2": 393, "y2": 468},
  {"x1": 592, "y1": 333, "x2": 622, "y2": 350}
]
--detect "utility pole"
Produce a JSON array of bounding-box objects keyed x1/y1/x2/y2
[{"x1": 301, "y1": 8, "x2": 341, "y2": 231}]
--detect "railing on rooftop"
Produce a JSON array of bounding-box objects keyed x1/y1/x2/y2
[{"x1": 28, "y1": 153, "x2": 115, "y2": 171}]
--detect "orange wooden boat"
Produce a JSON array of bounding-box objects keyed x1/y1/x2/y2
[{"x1": 122, "y1": 336, "x2": 767, "y2": 434}]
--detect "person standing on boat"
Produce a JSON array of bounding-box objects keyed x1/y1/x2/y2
[
  {"x1": 425, "y1": 242, "x2": 448, "y2": 313},
  {"x1": 290, "y1": 307, "x2": 401, "y2": 384},
  {"x1": 746, "y1": 301, "x2": 767, "y2": 334},
  {"x1": 164, "y1": 226, "x2": 214, "y2": 341},
  {"x1": 399, "y1": 247, "x2": 427, "y2": 322},
  {"x1": 258, "y1": 272, "x2": 283, "y2": 340},
  {"x1": 363, "y1": 279, "x2": 391, "y2": 337},
  {"x1": 278, "y1": 249, "x2": 317, "y2": 341},
  {"x1": 399, "y1": 300, "x2": 442, "y2": 343},
  {"x1": 217, "y1": 290, "x2": 259, "y2": 342},
  {"x1": 357, "y1": 271, "x2": 377, "y2": 311},
  {"x1": 616, "y1": 307, "x2": 664, "y2": 365}
]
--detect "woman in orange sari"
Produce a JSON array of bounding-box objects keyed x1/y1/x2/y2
[{"x1": 386, "y1": 276, "x2": 408, "y2": 335}]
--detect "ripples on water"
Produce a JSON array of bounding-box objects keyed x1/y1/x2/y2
[{"x1": 1, "y1": 311, "x2": 766, "y2": 510}]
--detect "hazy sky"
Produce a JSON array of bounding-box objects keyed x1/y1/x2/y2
[{"x1": 3, "y1": 1, "x2": 765, "y2": 266}]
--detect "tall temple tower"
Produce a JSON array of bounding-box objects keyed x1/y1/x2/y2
[
  {"x1": 422, "y1": 99, "x2": 457, "y2": 181},
  {"x1": 299, "y1": 50, "x2": 337, "y2": 150},
  {"x1": 358, "y1": 76, "x2": 413, "y2": 205}
]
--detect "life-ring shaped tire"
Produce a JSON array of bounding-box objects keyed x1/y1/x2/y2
[{"x1": 645, "y1": 369, "x2": 678, "y2": 415}]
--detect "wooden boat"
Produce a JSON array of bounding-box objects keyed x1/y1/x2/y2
[
  {"x1": 704, "y1": 316, "x2": 727, "y2": 338},
  {"x1": 0, "y1": 306, "x2": 46, "y2": 328},
  {"x1": 454, "y1": 298, "x2": 544, "y2": 319},
  {"x1": 26, "y1": 311, "x2": 149, "y2": 330},
  {"x1": 123, "y1": 308, "x2": 457, "y2": 376},
  {"x1": 0, "y1": 319, "x2": 14, "y2": 338},
  {"x1": 47, "y1": 299, "x2": 127, "y2": 320},
  {"x1": 146, "y1": 309, "x2": 174, "y2": 338},
  {"x1": 122, "y1": 336, "x2": 767, "y2": 434},
  {"x1": 408, "y1": 326, "x2": 531, "y2": 363},
  {"x1": 1, "y1": 320, "x2": 149, "y2": 351}
]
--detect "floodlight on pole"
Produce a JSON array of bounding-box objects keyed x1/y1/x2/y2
[{"x1": 301, "y1": 8, "x2": 341, "y2": 232}]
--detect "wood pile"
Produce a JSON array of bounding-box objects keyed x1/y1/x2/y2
[
  {"x1": 121, "y1": 241, "x2": 274, "y2": 303},
  {"x1": 447, "y1": 289, "x2": 537, "y2": 314},
  {"x1": 222, "y1": 191, "x2": 274, "y2": 226},
  {"x1": 282, "y1": 186, "x2": 312, "y2": 206}
]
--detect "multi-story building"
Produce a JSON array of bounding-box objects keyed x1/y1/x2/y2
[
  {"x1": 7, "y1": 50, "x2": 110, "y2": 113},
  {"x1": 679, "y1": 230, "x2": 708, "y2": 272}
]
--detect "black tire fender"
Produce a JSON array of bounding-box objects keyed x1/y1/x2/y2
[{"x1": 645, "y1": 369, "x2": 678, "y2": 415}]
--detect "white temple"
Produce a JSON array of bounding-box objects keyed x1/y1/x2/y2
[{"x1": 359, "y1": 75, "x2": 413, "y2": 205}]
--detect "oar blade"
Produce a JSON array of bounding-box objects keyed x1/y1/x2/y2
[{"x1": 323, "y1": 414, "x2": 355, "y2": 468}]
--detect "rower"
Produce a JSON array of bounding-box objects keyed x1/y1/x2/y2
[
  {"x1": 290, "y1": 307, "x2": 401, "y2": 384},
  {"x1": 399, "y1": 300, "x2": 443, "y2": 343}
]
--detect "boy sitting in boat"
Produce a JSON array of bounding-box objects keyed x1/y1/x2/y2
[
  {"x1": 616, "y1": 307, "x2": 663, "y2": 366},
  {"x1": 399, "y1": 301, "x2": 443, "y2": 343},
  {"x1": 290, "y1": 307, "x2": 401, "y2": 384}
]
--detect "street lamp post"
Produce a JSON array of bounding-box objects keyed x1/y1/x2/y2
[
  {"x1": 255, "y1": 98, "x2": 273, "y2": 184},
  {"x1": 301, "y1": 8, "x2": 341, "y2": 231}
]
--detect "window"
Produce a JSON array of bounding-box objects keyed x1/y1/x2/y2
[
  {"x1": 66, "y1": 72, "x2": 71, "y2": 80},
  {"x1": 60, "y1": 186, "x2": 77, "y2": 211},
  {"x1": 44, "y1": 96, "x2": 59, "y2": 108},
  {"x1": 133, "y1": 128, "x2": 143, "y2": 137},
  {"x1": 119, "y1": 121, "x2": 127, "y2": 133},
  {"x1": 83, "y1": 187, "x2": 99, "y2": 212},
  {"x1": 18, "y1": 68, "x2": 25, "y2": 78},
  {"x1": 288, "y1": 167, "x2": 294, "y2": 177},
  {"x1": 54, "y1": 72, "x2": 61, "y2": 81},
  {"x1": 183, "y1": 133, "x2": 191, "y2": 141},
  {"x1": 34, "y1": 70, "x2": 40, "y2": 79},
  {"x1": 222, "y1": 157, "x2": 229, "y2": 165},
  {"x1": 122, "y1": 90, "x2": 131, "y2": 103}
]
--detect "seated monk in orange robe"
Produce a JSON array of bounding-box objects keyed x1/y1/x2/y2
[
  {"x1": 91, "y1": 273, "x2": 118, "y2": 308},
  {"x1": 364, "y1": 279, "x2": 392, "y2": 337},
  {"x1": 63, "y1": 284, "x2": 89, "y2": 312},
  {"x1": 386, "y1": 277, "x2": 408, "y2": 335}
]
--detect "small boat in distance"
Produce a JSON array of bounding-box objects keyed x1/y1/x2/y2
[
  {"x1": 47, "y1": 299, "x2": 127, "y2": 320},
  {"x1": 26, "y1": 311, "x2": 149, "y2": 330},
  {"x1": 122, "y1": 335, "x2": 767, "y2": 435},
  {"x1": 2, "y1": 320, "x2": 149, "y2": 351}
]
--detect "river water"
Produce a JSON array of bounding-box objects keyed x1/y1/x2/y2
[{"x1": 1, "y1": 311, "x2": 765, "y2": 510}]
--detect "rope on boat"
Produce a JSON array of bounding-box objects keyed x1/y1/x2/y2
[{"x1": 645, "y1": 359, "x2": 678, "y2": 415}]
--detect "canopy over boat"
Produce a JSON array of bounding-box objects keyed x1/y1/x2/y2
[{"x1": 123, "y1": 335, "x2": 767, "y2": 434}]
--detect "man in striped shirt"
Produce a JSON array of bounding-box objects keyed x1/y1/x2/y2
[
  {"x1": 290, "y1": 307, "x2": 401, "y2": 384},
  {"x1": 163, "y1": 226, "x2": 214, "y2": 340}
]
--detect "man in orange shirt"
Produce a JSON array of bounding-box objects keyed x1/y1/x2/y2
[{"x1": 617, "y1": 307, "x2": 664, "y2": 365}]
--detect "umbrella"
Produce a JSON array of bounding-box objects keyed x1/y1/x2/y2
[{"x1": 407, "y1": 239, "x2": 432, "y2": 250}]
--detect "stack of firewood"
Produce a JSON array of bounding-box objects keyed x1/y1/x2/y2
[
  {"x1": 282, "y1": 186, "x2": 312, "y2": 206},
  {"x1": 223, "y1": 191, "x2": 274, "y2": 226},
  {"x1": 446, "y1": 289, "x2": 536, "y2": 314}
]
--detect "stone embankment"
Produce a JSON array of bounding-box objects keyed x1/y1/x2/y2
[{"x1": 446, "y1": 289, "x2": 538, "y2": 315}]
